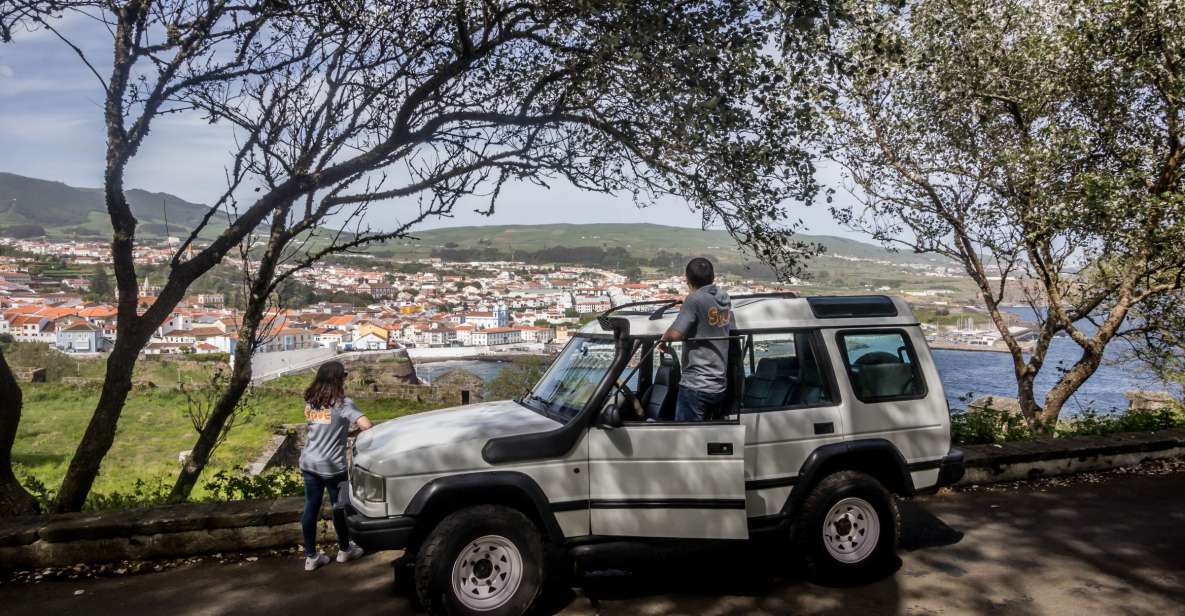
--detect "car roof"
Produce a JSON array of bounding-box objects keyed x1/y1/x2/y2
[{"x1": 579, "y1": 294, "x2": 918, "y2": 337}]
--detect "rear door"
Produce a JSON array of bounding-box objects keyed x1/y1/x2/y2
[
  {"x1": 738, "y1": 330, "x2": 845, "y2": 517},
  {"x1": 587, "y1": 422, "x2": 748, "y2": 539}
]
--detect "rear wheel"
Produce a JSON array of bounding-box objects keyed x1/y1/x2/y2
[
  {"x1": 792, "y1": 470, "x2": 900, "y2": 583},
  {"x1": 415, "y1": 505, "x2": 545, "y2": 615}
]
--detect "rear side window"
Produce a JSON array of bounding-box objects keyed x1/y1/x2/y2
[
  {"x1": 837, "y1": 330, "x2": 926, "y2": 402},
  {"x1": 740, "y1": 332, "x2": 835, "y2": 410}
]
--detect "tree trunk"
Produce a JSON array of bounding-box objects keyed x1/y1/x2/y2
[
  {"x1": 1040, "y1": 349, "x2": 1106, "y2": 426},
  {"x1": 169, "y1": 215, "x2": 285, "y2": 501},
  {"x1": 51, "y1": 333, "x2": 144, "y2": 513},
  {"x1": 169, "y1": 324, "x2": 257, "y2": 501},
  {"x1": 0, "y1": 349, "x2": 39, "y2": 517}
]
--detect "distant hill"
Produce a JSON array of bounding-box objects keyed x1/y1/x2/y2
[
  {"x1": 0, "y1": 172, "x2": 213, "y2": 238},
  {"x1": 375, "y1": 223, "x2": 948, "y2": 267}
]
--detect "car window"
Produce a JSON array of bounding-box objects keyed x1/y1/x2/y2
[
  {"x1": 740, "y1": 332, "x2": 834, "y2": 410},
  {"x1": 838, "y1": 331, "x2": 925, "y2": 402}
]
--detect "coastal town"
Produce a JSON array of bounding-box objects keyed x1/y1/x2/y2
[{"x1": 0, "y1": 235, "x2": 1030, "y2": 362}]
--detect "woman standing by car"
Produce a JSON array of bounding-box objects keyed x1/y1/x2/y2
[{"x1": 300, "y1": 361, "x2": 373, "y2": 571}]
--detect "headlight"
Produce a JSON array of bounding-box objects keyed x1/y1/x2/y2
[{"x1": 351, "y1": 466, "x2": 386, "y2": 503}]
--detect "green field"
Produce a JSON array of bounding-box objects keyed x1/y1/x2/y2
[{"x1": 10, "y1": 350, "x2": 440, "y2": 505}]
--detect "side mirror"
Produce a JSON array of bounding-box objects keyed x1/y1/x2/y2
[{"x1": 600, "y1": 404, "x2": 623, "y2": 429}]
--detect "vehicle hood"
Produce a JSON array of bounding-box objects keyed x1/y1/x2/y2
[{"x1": 352, "y1": 399, "x2": 561, "y2": 475}]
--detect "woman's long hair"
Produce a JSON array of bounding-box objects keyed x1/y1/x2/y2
[{"x1": 305, "y1": 361, "x2": 347, "y2": 410}]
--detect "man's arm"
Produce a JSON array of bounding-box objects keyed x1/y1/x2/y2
[
  {"x1": 356, "y1": 416, "x2": 374, "y2": 431},
  {"x1": 659, "y1": 299, "x2": 696, "y2": 351}
]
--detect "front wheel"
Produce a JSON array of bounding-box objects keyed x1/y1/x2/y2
[
  {"x1": 415, "y1": 505, "x2": 545, "y2": 615},
  {"x1": 792, "y1": 470, "x2": 901, "y2": 584}
]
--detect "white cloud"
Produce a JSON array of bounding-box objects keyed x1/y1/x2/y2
[{"x1": 0, "y1": 112, "x2": 90, "y2": 140}]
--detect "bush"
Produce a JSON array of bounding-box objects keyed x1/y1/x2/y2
[
  {"x1": 950, "y1": 408, "x2": 1034, "y2": 445},
  {"x1": 203, "y1": 468, "x2": 303, "y2": 501},
  {"x1": 85, "y1": 475, "x2": 175, "y2": 511},
  {"x1": 187, "y1": 353, "x2": 231, "y2": 363},
  {"x1": 1057, "y1": 407, "x2": 1185, "y2": 437},
  {"x1": 951, "y1": 403, "x2": 1185, "y2": 445}
]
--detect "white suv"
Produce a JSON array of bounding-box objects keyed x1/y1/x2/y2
[{"x1": 343, "y1": 294, "x2": 964, "y2": 615}]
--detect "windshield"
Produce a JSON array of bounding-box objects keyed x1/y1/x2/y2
[{"x1": 522, "y1": 336, "x2": 618, "y2": 422}]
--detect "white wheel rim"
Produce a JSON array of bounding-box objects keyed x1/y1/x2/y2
[
  {"x1": 450, "y1": 534, "x2": 524, "y2": 611},
  {"x1": 822, "y1": 497, "x2": 881, "y2": 564}
]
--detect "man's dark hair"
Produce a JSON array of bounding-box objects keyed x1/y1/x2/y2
[{"x1": 685, "y1": 257, "x2": 715, "y2": 288}]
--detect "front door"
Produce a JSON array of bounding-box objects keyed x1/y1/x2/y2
[{"x1": 587, "y1": 423, "x2": 748, "y2": 539}]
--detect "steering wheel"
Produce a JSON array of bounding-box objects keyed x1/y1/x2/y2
[{"x1": 615, "y1": 380, "x2": 643, "y2": 421}]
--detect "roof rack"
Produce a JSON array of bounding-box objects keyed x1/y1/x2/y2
[{"x1": 730, "y1": 291, "x2": 799, "y2": 301}]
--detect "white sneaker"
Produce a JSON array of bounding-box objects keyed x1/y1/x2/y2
[
  {"x1": 304, "y1": 552, "x2": 330, "y2": 571},
  {"x1": 336, "y1": 542, "x2": 364, "y2": 563}
]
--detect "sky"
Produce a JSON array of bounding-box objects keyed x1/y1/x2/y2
[{"x1": 0, "y1": 14, "x2": 859, "y2": 238}]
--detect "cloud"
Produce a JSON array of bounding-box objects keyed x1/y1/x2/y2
[
  {"x1": 0, "y1": 64, "x2": 100, "y2": 97},
  {"x1": 0, "y1": 112, "x2": 90, "y2": 140}
]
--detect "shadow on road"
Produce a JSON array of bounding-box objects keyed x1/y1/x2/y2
[{"x1": 529, "y1": 500, "x2": 960, "y2": 615}]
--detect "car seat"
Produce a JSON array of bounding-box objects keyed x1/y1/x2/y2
[
  {"x1": 640, "y1": 352, "x2": 680, "y2": 420},
  {"x1": 743, "y1": 356, "x2": 797, "y2": 408},
  {"x1": 852, "y1": 352, "x2": 916, "y2": 398}
]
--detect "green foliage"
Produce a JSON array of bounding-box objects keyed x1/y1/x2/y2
[
  {"x1": 950, "y1": 409, "x2": 1035, "y2": 445},
  {"x1": 202, "y1": 469, "x2": 304, "y2": 501},
  {"x1": 487, "y1": 357, "x2": 548, "y2": 401},
  {"x1": 951, "y1": 405, "x2": 1185, "y2": 445},
  {"x1": 87, "y1": 265, "x2": 113, "y2": 302},
  {"x1": 85, "y1": 475, "x2": 176, "y2": 511},
  {"x1": 1056, "y1": 408, "x2": 1185, "y2": 438}
]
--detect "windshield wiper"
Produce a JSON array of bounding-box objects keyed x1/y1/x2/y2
[{"x1": 520, "y1": 392, "x2": 554, "y2": 419}]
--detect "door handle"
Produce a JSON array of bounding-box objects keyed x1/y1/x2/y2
[
  {"x1": 707, "y1": 442, "x2": 733, "y2": 456},
  {"x1": 814, "y1": 422, "x2": 835, "y2": 435}
]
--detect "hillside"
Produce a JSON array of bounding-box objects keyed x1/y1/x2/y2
[
  {"x1": 375, "y1": 222, "x2": 950, "y2": 267},
  {"x1": 0, "y1": 172, "x2": 214, "y2": 238}
]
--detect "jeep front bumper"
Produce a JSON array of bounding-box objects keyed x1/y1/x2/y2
[
  {"x1": 337, "y1": 480, "x2": 415, "y2": 552},
  {"x1": 346, "y1": 512, "x2": 416, "y2": 552}
]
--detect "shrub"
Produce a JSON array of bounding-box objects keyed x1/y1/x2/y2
[
  {"x1": 1057, "y1": 407, "x2": 1185, "y2": 437},
  {"x1": 85, "y1": 475, "x2": 175, "y2": 511},
  {"x1": 202, "y1": 468, "x2": 303, "y2": 501},
  {"x1": 950, "y1": 407, "x2": 1034, "y2": 445}
]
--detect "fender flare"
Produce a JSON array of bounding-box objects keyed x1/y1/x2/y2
[
  {"x1": 782, "y1": 438, "x2": 914, "y2": 516},
  {"x1": 403, "y1": 470, "x2": 566, "y2": 545}
]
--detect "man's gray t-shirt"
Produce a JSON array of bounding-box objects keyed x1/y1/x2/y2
[
  {"x1": 299, "y1": 397, "x2": 364, "y2": 477},
  {"x1": 670, "y1": 284, "x2": 732, "y2": 393}
]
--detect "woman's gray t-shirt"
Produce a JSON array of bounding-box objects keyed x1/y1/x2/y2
[{"x1": 299, "y1": 397, "x2": 364, "y2": 477}]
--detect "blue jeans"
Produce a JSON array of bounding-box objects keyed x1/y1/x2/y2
[
  {"x1": 302, "y1": 470, "x2": 350, "y2": 557},
  {"x1": 675, "y1": 385, "x2": 726, "y2": 421}
]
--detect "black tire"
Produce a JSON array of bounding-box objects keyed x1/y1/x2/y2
[
  {"x1": 791, "y1": 470, "x2": 901, "y2": 584},
  {"x1": 414, "y1": 505, "x2": 545, "y2": 616}
]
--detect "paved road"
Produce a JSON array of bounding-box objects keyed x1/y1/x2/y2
[{"x1": 4, "y1": 471, "x2": 1185, "y2": 615}]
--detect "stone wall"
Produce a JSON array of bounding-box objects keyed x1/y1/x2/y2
[{"x1": 0, "y1": 498, "x2": 304, "y2": 570}]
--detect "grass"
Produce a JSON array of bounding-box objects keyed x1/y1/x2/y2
[{"x1": 11, "y1": 353, "x2": 442, "y2": 505}]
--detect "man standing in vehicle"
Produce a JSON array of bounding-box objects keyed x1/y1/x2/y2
[{"x1": 659, "y1": 257, "x2": 732, "y2": 421}]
